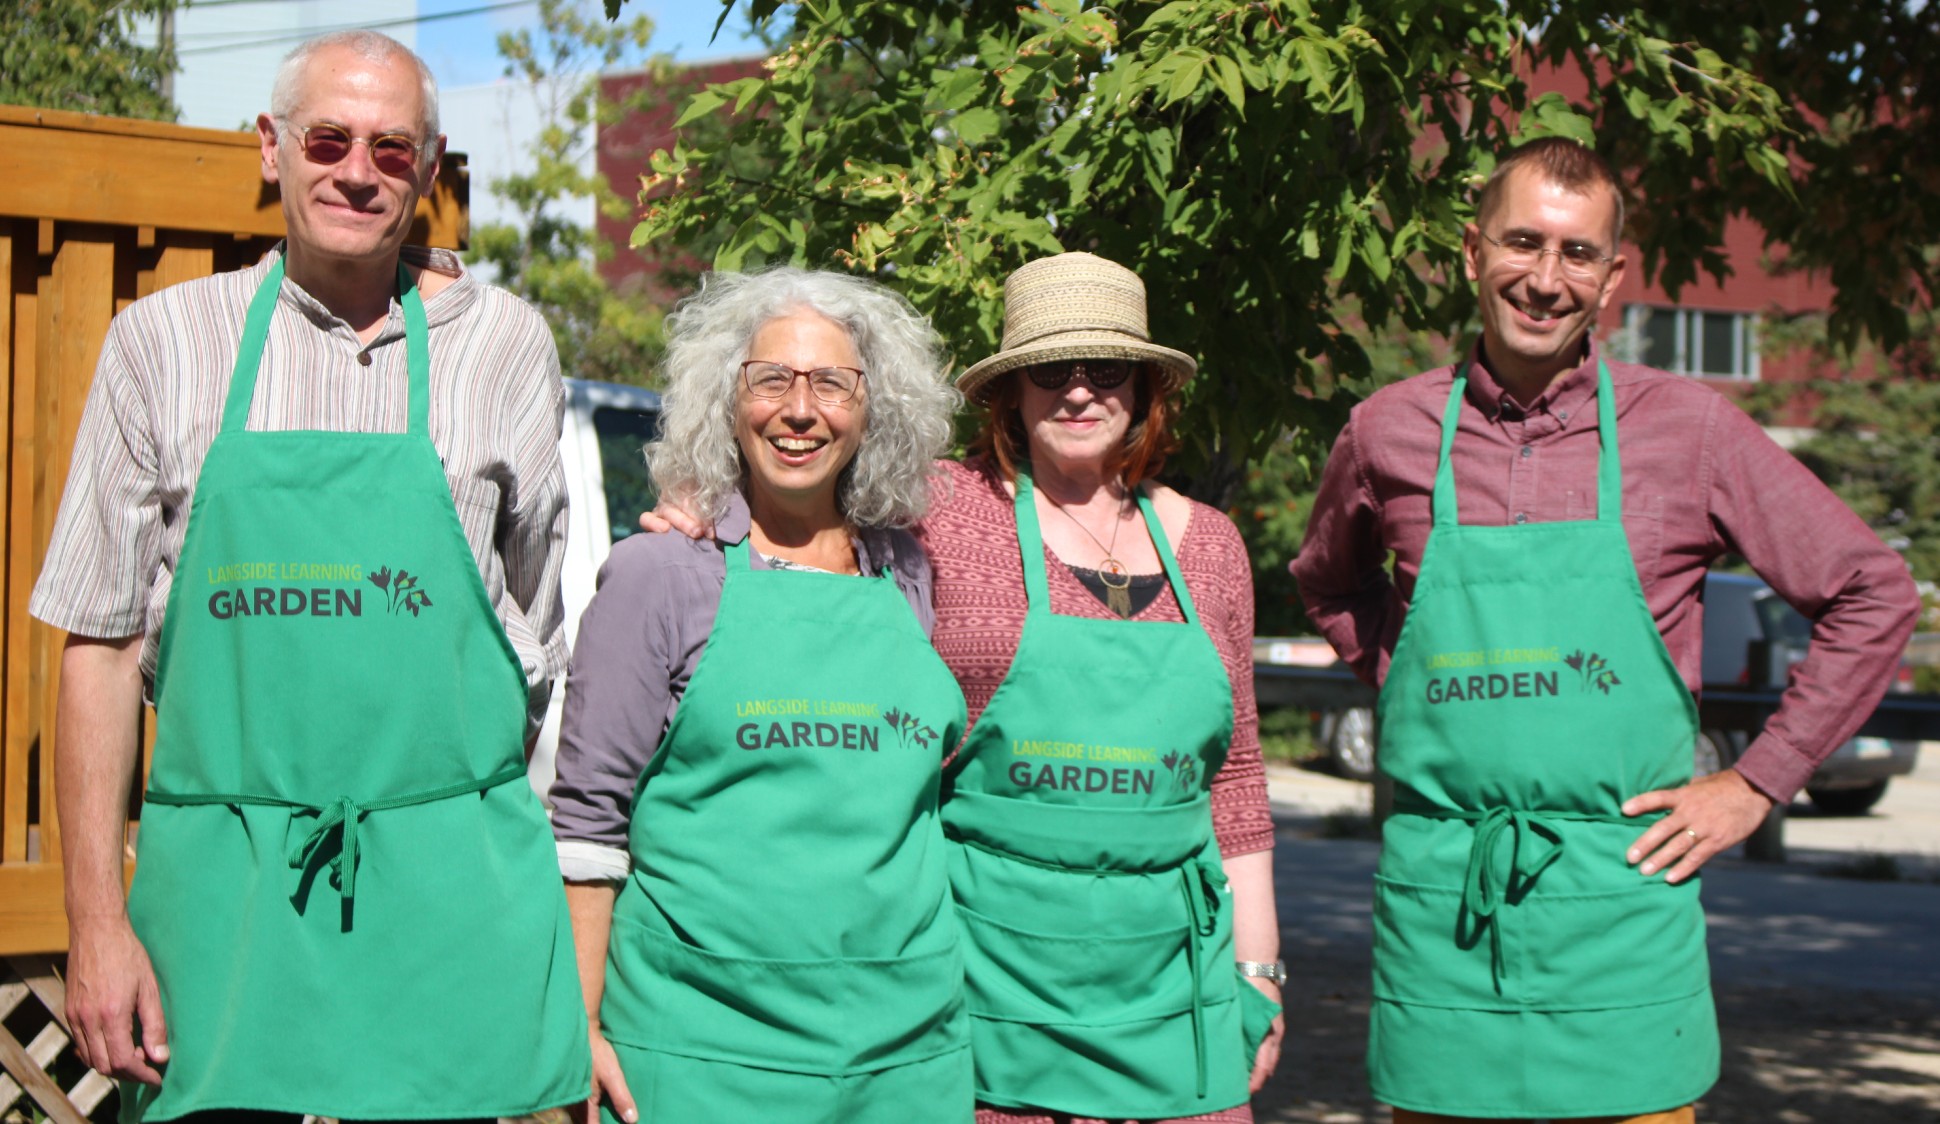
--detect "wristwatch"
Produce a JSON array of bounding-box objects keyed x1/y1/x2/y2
[{"x1": 1237, "y1": 960, "x2": 1288, "y2": 984}]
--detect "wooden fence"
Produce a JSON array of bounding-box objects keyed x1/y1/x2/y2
[{"x1": 0, "y1": 103, "x2": 468, "y2": 1122}]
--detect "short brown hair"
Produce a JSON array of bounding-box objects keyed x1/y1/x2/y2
[
  {"x1": 969, "y1": 365, "x2": 1179, "y2": 488},
  {"x1": 1474, "y1": 136, "x2": 1625, "y2": 247}
]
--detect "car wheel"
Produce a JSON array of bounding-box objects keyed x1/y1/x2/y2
[
  {"x1": 1805, "y1": 781, "x2": 1889, "y2": 817},
  {"x1": 1693, "y1": 729, "x2": 1731, "y2": 777},
  {"x1": 1330, "y1": 707, "x2": 1378, "y2": 783}
]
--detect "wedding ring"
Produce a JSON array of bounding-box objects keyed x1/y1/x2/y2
[{"x1": 1684, "y1": 828, "x2": 1699, "y2": 841}]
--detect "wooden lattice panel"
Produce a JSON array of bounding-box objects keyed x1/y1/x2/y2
[{"x1": 0, "y1": 955, "x2": 113, "y2": 1124}]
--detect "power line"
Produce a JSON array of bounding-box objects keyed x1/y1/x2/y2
[
  {"x1": 175, "y1": 0, "x2": 536, "y2": 55},
  {"x1": 181, "y1": 0, "x2": 324, "y2": 8}
]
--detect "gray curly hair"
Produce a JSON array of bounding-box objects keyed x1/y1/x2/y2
[{"x1": 648, "y1": 267, "x2": 959, "y2": 529}]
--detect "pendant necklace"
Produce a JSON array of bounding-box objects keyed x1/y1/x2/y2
[{"x1": 1047, "y1": 486, "x2": 1134, "y2": 617}]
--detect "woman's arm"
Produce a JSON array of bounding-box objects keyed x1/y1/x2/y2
[
  {"x1": 565, "y1": 882, "x2": 635, "y2": 1123},
  {"x1": 1224, "y1": 849, "x2": 1284, "y2": 1092},
  {"x1": 1182, "y1": 502, "x2": 1286, "y2": 1092}
]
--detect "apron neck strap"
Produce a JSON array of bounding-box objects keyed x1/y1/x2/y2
[
  {"x1": 1013, "y1": 469, "x2": 1055, "y2": 610},
  {"x1": 1012, "y1": 467, "x2": 1200, "y2": 623},
  {"x1": 222, "y1": 257, "x2": 431, "y2": 437},
  {"x1": 1433, "y1": 358, "x2": 1620, "y2": 527},
  {"x1": 724, "y1": 536, "x2": 752, "y2": 573},
  {"x1": 1136, "y1": 486, "x2": 1201, "y2": 627},
  {"x1": 1591, "y1": 359, "x2": 1621, "y2": 521}
]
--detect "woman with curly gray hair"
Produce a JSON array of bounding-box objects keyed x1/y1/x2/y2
[{"x1": 548, "y1": 267, "x2": 971, "y2": 1124}]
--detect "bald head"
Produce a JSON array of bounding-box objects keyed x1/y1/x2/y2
[{"x1": 271, "y1": 31, "x2": 439, "y2": 142}]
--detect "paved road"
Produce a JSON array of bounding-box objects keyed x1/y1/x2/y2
[{"x1": 1265, "y1": 750, "x2": 1940, "y2": 996}]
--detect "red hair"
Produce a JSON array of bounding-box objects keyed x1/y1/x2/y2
[{"x1": 969, "y1": 365, "x2": 1179, "y2": 487}]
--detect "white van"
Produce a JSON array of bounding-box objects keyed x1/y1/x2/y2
[{"x1": 529, "y1": 378, "x2": 662, "y2": 802}]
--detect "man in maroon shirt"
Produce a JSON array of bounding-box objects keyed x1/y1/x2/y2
[{"x1": 1293, "y1": 138, "x2": 1918, "y2": 1122}]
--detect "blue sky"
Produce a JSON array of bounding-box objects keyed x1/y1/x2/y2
[{"x1": 415, "y1": 0, "x2": 769, "y2": 89}]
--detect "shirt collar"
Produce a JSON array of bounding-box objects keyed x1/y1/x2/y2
[
  {"x1": 263, "y1": 242, "x2": 479, "y2": 343},
  {"x1": 1462, "y1": 336, "x2": 1602, "y2": 426}
]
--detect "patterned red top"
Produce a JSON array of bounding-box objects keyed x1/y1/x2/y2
[{"x1": 918, "y1": 458, "x2": 1274, "y2": 860}]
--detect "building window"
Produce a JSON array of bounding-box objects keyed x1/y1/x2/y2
[{"x1": 1621, "y1": 305, "x2": 1760, "y2": 380}]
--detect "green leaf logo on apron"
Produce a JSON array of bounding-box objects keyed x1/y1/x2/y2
[{"x1": 1369, "y1": 362, "x2": 1718, "y2": 1119}]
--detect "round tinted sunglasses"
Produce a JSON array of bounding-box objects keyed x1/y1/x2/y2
[
  {"x1": 286, "y1": 121, "x2": 430, "y2": 178},
  {"x1": 1023, "y1": 359, "x2": 1137, "y2": 391}
]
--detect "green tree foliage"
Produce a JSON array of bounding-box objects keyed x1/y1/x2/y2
[
  {"x1": 467, "y1": 0, "x2": 672, "y2": 387},
  {"x1": 0, "y1": 0, "x2": 179, "y2": 120},
  {"x1": 1235, "y1": 306, "x2": 1457, "y2": 634},
  {"x1": 1612, "y1": 2, "x2": 1939, "y2": 354},
  {"x1": 1743, "y1": 308, "x2": 1940, "y2": 585},
  {"x1": 621, "y1": 0, "x2": 1804, "y2": 500}
]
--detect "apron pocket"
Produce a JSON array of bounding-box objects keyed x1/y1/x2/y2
[
  {"x1": 1517, "y1": 879, "x2": 1708, "y2": 1009},
  {"x1": 601, "y1": 908, "x2": 965, "y2": 1076},
  {"x1": 957, "y1": 901, "x2": 1220, "y2": 1024},
  {"x1": 1374, "y1": 874, "x2": 1708, "y2": 1011},
  {"x1": 1373, "y1": 876, "x2": 1508, "y2": 1010}
]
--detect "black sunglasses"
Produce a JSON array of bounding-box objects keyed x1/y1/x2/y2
[{"x1": 1023, "y1": 359, "x2": 1137, "y2": 391}]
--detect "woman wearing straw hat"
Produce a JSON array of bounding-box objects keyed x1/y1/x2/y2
[
  {"x1": 930, "y1": 251, "x2": 1283, "y2": 1124},
  {"x1": 550, "y1": 267, "x2": 971, "y2": 1123},
  {"x1": 640, "y1": 251, "x2": 1283, "y2": 1122}
]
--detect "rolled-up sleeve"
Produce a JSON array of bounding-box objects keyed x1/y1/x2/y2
[
  {"x1": 30, "y1": 320, "x2": 162, "y2": 639},
  {"x1": 550, "y1": 535, "x2": 720, "y2": 877}
]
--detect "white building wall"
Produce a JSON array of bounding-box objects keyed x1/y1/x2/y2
[
  {"x1": 440, "y1": 77, "x2": 598, "y2": 245},
  {"x1": 164, "y1": 1, "x2": 417, "y2": 132}
]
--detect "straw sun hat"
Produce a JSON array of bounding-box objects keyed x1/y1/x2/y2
[{"x1": 956, "y1": 252, "x2": 1197, "y2": 404}]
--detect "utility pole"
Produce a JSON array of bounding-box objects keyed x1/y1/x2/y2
[{"x1": 158, "y1": 4, "x2": 176, "y2": 104}]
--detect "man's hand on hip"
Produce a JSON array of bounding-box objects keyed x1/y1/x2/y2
[
  {"x1": 1622, "y1": 767, "x2": 1777, "y2": 884},
  {"x1": 66, "y1": 916, "x2": 169, "y2": 1085}
]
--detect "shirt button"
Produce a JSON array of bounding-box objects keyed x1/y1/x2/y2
[
  {"x1": 357, "y1": 352, "x2": 373, "y2": 367},
  {"x1": 1520, "y1": 445, "x2": 1533, "y2": 458},
  {"x1": 1514, "y1": 513, "x2": 1529, "y2": 524},
  {"x1": 1558, "y1": 410, "x2": 1570, "y2": 422}
]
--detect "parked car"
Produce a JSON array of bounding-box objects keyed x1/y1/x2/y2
[
  {"x1": 528, "y1": 378, "x2": 662, "y2": 804},
  {"x1": 1697, "y1": 571, "x2": 1919, "y2": 815}
]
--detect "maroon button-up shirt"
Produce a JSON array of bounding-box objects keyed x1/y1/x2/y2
[{"x1": 1291, "y1": 341, "x2": 1920, "y2": 802}]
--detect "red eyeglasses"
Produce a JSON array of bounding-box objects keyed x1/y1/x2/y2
[{"x1": 286, "y1": 121, "x2": 429, "y2": 178}]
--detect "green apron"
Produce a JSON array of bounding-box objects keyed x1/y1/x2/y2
[
  {"x1": 127, "y1": 259, "x2": 589, "y2": 1122},
  {"x1": 1370, "y1": 361, "x2": 1718, "y2": 1118},
  {"x1": 598, "y1": 536, "x2": 972, "y2": 1124},
  {"x1": 942, "y1": 470, "x2": 1275, "y2": 1119}
]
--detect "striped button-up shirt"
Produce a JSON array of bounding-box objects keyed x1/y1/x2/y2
[{"x1": 30, "y1": 244, "x2": 569, "y2": 723}]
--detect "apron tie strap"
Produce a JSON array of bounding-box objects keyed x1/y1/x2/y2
[
  {"x1": 146, "y1": 762, "x2": 529, "y2": 926},
  {"x1": 1178, "y1": 858, "x2": 1223, "y2": 1100},
  {"x1": 1459, "y1": 806, "x2": 1564, "y2": 993},
  {"x1": 1396, "y1": 798, "x2": 1660, "y2": 994},
  {"x1": 288, "y1": 796, "x2": 366, "y2": 905}
]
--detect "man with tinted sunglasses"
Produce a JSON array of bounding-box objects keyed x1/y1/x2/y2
[
  {"x1": 1293, "y1": 137, "x2": 1917, "y2": 1123},
  {"x1": 34, "y1": 29, "x2": 589, "y2": 1123}
]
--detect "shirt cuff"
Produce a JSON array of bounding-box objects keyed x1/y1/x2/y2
[
  {"x1": 1734, "y1": 729, "x2": 1816, "y2": 805},
  {"x1": 558, "y1": 840, "x2": 630, "y2": 882}
]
